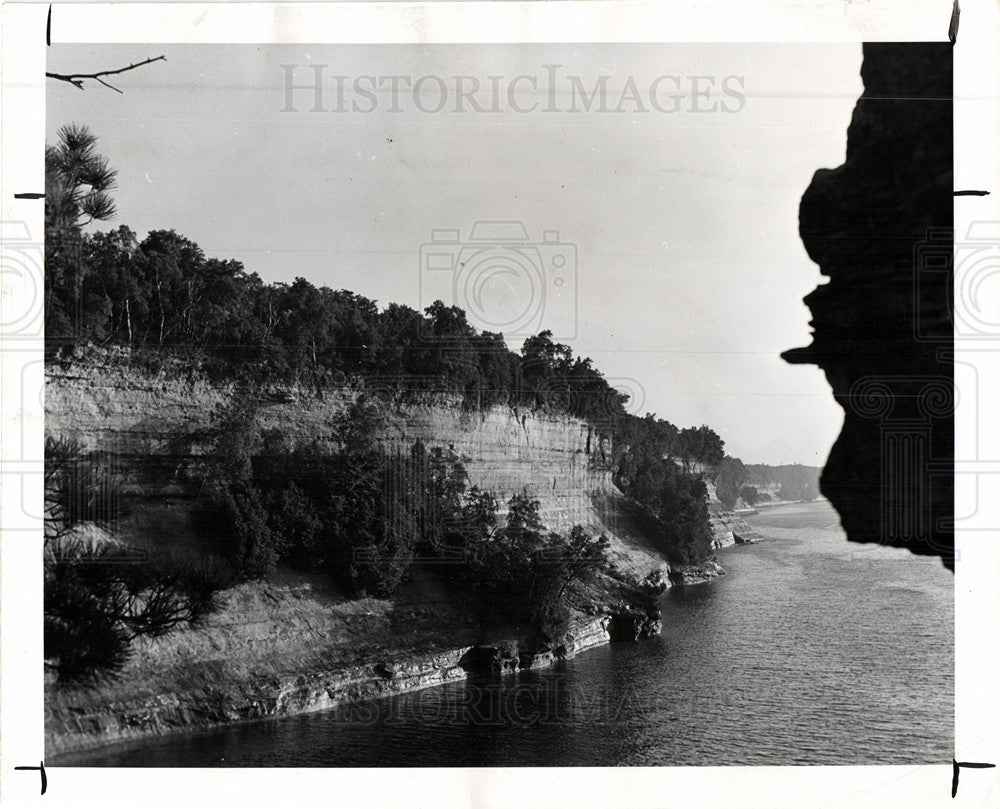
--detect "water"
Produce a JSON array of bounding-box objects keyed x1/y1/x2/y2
[{"x1": 67, "y1": 501, "x2": 954, "y2": 766}]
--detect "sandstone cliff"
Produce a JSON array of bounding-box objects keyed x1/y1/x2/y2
[
  {"x1": 45, "y1": 351, "x2": 678, "y2": 756},
  {"x1": 707, "y1": 501, "x2": 766, "y2": 549},
  {"x1": 45, "y1": 350, "x2": 668, "y2": 581}
]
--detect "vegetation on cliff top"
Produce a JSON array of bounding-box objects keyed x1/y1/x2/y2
[
  {"x1": 714, "y1": 456, "x2": 821, "y2": 509},
  {"x1": 43, "y1": 125, "x2": 729, "y2": 678},
  {"x1": 45, "y1": 126, "x2": 725, "y2": 468},
  {"x1": 45, "y1": 124, "x2": 726, "y2": 534}
]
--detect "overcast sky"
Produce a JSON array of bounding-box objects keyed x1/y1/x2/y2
[{"x1": 47, "y1": 42, "x2": 862, "y2": 465}]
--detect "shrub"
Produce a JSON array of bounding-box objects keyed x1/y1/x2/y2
[
  {"x1": 44, "y1": 547, "x2": 233, "y2": 681},
  {"x1": 197, "y1": 479, "x2": 282, "y2": 579},
  {"x1": 616, "y1": 454, "x2": 713, "y2": 566}
]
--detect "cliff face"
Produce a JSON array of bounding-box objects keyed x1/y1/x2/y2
[
  {"x1": 741, "y1": 464, "x2": 822, "y2": 503},
  {"x1": 45, "y1": 353, "x2": 678, "y2": 756},
  {"x1": 707, "y1": 502, "x2": 765, "y2": 549},
  {"x1": 45, "y1": 352, "x2": 668, "y2": 582},
  {"x1": 783, "y1": 43, "x2": 954, "y2": 569}
]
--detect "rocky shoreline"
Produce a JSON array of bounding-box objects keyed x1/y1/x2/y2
[
  {"x1": 48, "y1": 608, "x2": 660, "y2": 761},
  {"x1": 43, "y1": 356, "x2": 772, "y2": 762},
  {"x1": 46, "y1": 530, "x2": 756, "y2": 761},
  {"x1": 44, "y1": 509, "x2": 767, "y2": 760}
]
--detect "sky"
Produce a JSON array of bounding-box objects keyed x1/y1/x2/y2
[{"x1": 46, "y1": 42, "x2": 863, "y2": 465}]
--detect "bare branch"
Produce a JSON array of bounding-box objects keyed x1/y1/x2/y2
[
  {"x1": 46, "y1": 55, "x2": 166, "y2": 92},
  {"x1": 93, "y1": 77, "x2": 124, "y2": 95}
]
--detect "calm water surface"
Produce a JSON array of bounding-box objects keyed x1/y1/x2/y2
[{"x1": 68, "y1": 500, "x2": 953, "y2": 766}]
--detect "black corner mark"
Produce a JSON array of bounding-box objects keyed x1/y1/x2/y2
[
  {"x1": 952, "y1": 758, "x2": 996, "y2": 798},
  {"x1": 949, "y1": 0, "x2": 960, "y2": 45},
  {"x1": 954, "y1": 190, "x2": 990, "y2": 196},
  {"x1": 14, "y1": 193, "x2": 45, "y2": 200},
  {"x1": 46, "y1": 4, "x2": 51, "y2": 46},
  {"x1": 14, "y1": 761, "x2": 47, "y2": 795}
]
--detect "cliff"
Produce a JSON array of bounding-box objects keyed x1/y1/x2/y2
[
  {"x1": 44, "y1": 351, "x2": 677, "y2": 756},
  {"x1": 741, "y1": 464, "x2": 821, "y2": 504},
  {"x1": 45, "y1": 349, "x2": 668, "y2": 581},
  {"x1": 707, "y1": 501, "x2": 766, "y2": 549},
  {"x1": 783, "y1": 43, "x2": 954, "y2": 569}
]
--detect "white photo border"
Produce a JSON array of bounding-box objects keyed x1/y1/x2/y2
[{"x1": 2, "y1": 1, "x2": 998, "y2": 806}]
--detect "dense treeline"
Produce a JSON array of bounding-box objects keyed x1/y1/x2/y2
[
  {"x1": 715, "y1": 456, "x2": 821, "y2": 508},
  {"x1": 43, "y1": 125, "x2": 730, "y2": 679},
  {"x1": 45, "y1": 125, "x2": 725, "y2": 468},
  {"x1": 50, "y1": 217, "x2": 724, "y2": 469}
]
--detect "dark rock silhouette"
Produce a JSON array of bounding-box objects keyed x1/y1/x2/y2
[{"x1": 783, "y1": 43, "x2": 954, "y2": 569}]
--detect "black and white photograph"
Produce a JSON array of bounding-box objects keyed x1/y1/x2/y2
[{"x1": 1, "y1": 1, "x2": 998, "y2": 806}]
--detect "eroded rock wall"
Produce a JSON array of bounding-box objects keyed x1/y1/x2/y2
[
  {"x1": 45, "y1": 354, "x2": 668, "y2": 581},
  {"x1": 783, "y1": 43, "x2": 953, "y2": 568},
  {"x1": 707, "y1": 501, "x2": 766, "y2": 549},
  {"x1": 47, "y1": 614, "x2": 614, "y2": 759}
]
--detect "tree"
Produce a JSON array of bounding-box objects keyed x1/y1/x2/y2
[
  {"x1": 80, "y1": 226, "x2": 142, "y2": 344},
  {"x1": 454, "y1": 487, "x2": 499, "y2": 558},
  {"x1": 196, "y1": 397, "x2": 286, "y2": 578},
  {"x1": 46, "y1": 546, "x2": 232, "y2": 681},
  {"x1": 715, "y1": 455, "x2": 747, "y2": 508},
  {"x1": 520, "y1": 330, "x2": 573, "y2": 408},
  {"x1": 675, "y1": 425, "x2": 725, "y2": 471},
  {"x1": 528, "y1": 525, "x2": 611, "y2": 638},
  {"x1": 45, "y1": 124, "x2": 118, "y2": 339},
  {"x1": 136, "y1": 230, "x2": 208, "y2": 347},
  {"x1": 44, "y1": 435, "x2": 125, "y2": 542},
  {"x1": 46, "y1": 124, "x2": 117, "y2": 230},
  {"x1": 376, "y1": 303, "x2": 431, "y2": 383}
]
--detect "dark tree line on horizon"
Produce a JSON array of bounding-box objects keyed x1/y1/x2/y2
[{"x1": 714, "y1": 456, "x2": 821, "y2": 509}]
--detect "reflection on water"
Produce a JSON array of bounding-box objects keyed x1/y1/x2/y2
[{"x1": 64, "y1": 501, "x2": 953, "y2": 767}]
